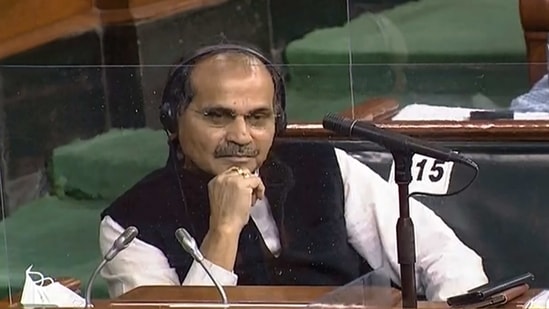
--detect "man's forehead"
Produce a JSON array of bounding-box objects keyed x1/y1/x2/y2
[
  {"x1": 193, "y1": 101, "x2": 274, "y2": 112},
  {"x1": 199, "y1": 51, "x2": 262, "y2": 66},
  {"x1": 190, "y1": 52, "x2": 262, "y2": 75},
  {"x1": 186, "y1": 52, "x2": 275, "y2": 112}
]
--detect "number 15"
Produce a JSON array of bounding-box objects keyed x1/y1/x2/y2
[{"x1": 415, "y1": 159, "x2": 444, "y2": 182}]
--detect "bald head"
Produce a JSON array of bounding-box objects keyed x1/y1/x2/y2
[{"x1": 189, "y1": 52, "x2": 275, "y2": 109}]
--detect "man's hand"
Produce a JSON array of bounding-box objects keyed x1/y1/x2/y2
[
  {"x1": 207, "y1": 166, "x2": 265, "y2": 234},
  {"x1": 199, "y1": 166, "x2": 265, "y2": 272}
]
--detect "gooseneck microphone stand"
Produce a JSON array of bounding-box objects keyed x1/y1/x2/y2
[{"x1": 392, "y1": 151, "x2": 417, "y2": 308}]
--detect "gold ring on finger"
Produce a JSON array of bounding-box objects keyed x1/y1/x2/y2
[
  {"x1": 229, "y1": 166, "x2": 249, "y2": 178},
  {"x1": 228, "y1": 166, "x2": 242, "y2": 174},
  {"x1": 236, "y1": 169, "x2": 250, "y2": 178}
]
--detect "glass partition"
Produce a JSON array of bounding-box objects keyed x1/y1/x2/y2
[
  {"x1": 0, "y1": 64, "x2": 109, "y2": 303},
  {"x1": 0, "y1": 71, "x2": 9, "y2": 301},
  {"x1": 0, "y1": 0, "x2": 547, "y2": 306},
  {"x1": 343, "y1": 0, "x2": 531, "y2": 118},
  {"x1": 0, "y1": 62, "x2": 383, "y2": 303}
]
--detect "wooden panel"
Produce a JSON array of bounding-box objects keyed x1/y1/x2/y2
[
  {"x1": 118, "y1": 285, "x2": 337, "y2": 303},
  {"x1": 0, "y1": 0, "x2": 92, "y2": 42},
  {"x1": 94, "y1": 0, "x2": 130, "y2": 10},
  {"x1": 0, "y1": 0, "x2": 228, "y2": 61},
  {"x1": 0, "y1": 12, "x2": 99, "y2": 61},
  {"x1": 338, "y1": 97, "x2": 400, "y2": 121},
  {"x1": 519, "y1": 0, "x2": 549, "y2": 31},
  {"x1": 131, "y1": 0, "x2": 166, "y2": 6},
  {"x1": 129, "y1": 0, "x2": 227, "y2": 17},
  {"x1": 281, "y1": 120, "x2": 549, "y2": 142},
  {"x1": 519, "y1": 0, "x2": 549, "y2": 85},
  {"x1": 523, "y1": 32, "x2": 548, "y2": 85},
  {"x1": 97, "y1": 0, "x2": 228, "y2": 24}
]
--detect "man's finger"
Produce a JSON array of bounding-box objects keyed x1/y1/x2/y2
[
  {"x1": 243, "y1": 177, "x2": 265, "y2": 201},
  {"x1": 255, "y1": 181, "x2": 266, "y2": 200}
]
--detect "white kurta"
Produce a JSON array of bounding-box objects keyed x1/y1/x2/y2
[{"x1": 99, "y1": 148, "x2": 488, "y2": 300}]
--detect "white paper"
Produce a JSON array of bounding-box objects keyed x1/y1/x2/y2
[
  {"x1": 525, "y1": 290, "x2": 549, "y2": 309},
  {"x1": 391, "y1": 103, "x2": 549, "y2": 121},
  {"x1": 388, "y1": 153, "x2": 455, "y2": 195},
  {"x1": 392, "y1": 104, "x2": 480, "y2": 121}
]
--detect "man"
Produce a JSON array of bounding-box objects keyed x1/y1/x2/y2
[{"x1": 99, "y1": 44, "x2": 488, "y2": 300}]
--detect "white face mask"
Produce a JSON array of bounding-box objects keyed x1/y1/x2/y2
[{"x1": 20, "y1": 265, "x2": 87, "y2": 308}]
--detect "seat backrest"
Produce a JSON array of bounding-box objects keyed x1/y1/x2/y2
[{"x1": 519, "y1": 0, "x2": 549, "y2": 85}]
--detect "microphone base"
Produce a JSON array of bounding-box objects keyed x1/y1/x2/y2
[{"x1": 392, "y1": 151, "x2": 417, "y2": 309}]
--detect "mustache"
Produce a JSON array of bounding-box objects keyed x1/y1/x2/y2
[{"x1": 214, "y1": 143, "x2": 259, "y2": 158}]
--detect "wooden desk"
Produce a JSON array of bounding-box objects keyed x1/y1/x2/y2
[
  {"x1": 117, "y1": 286, "x2": 335, "y2": 303},
  {"x1": 0, "y1": 286, "x2": 542, "y2": 309},
  {"x1": 110, "y1": 286, "x2": 540, "y2": 309},
  {"x1": 108, "y1": 286, "x2": 402, "y2": 308}
]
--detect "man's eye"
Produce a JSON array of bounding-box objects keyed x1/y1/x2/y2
[
  {"x1": 202, "y1": 111, "x2": 233, "y2": 125},
  {"x1": 252, "y1": 112, "x2": 273, "y2": 119},
  {"x1": 247, "y1": 113, "x2": 272, "y2": 126},
  {"x1": 204, "y1": 111, "x2": 224, "y2": 119}
]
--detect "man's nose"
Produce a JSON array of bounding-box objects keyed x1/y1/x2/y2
[{"x1": 226, "y1": 116, "x2": 253, "y2": 144}]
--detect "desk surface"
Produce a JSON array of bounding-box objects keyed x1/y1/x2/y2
[
  {"x1": 0, "y1": 286, "x2": 542, "y2": 309},
  {"x1": 118, "y1": 286, "x2": 336, "y2": 303}
]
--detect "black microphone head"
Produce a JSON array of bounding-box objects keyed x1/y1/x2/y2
[{"x1": 322, "y1": 113, "x2": 354, "y2": 136}]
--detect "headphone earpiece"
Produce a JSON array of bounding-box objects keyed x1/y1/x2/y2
[
  {"x1": 159, "y1": 100, "x2": 177, "y2": 135},
  {"x1": 276, "y1": 115, "x2": 287, "y2": 136},
  {"x1": 274, "y1": 90, "x2": 287, "y2": 136},
  {"x1": 159, "y1": 44, "x2": 287, "y2": 137}
]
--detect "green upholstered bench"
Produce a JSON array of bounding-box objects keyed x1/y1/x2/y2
[
  {"x1": 283, "y1": 0, "x2": 529, "y2": 121},
  {"x1": 0, "y1": 197, "x2": 108, "y2": 299},
  {"x1": 0, "y1": 129, "x2": 169, "y2": 299},
  {"x1": 49, "y1": 129, "x2": 168, "y2": 201}
]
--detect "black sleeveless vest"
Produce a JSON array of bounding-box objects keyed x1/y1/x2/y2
[{"x1": 101, "y1": 140, "x2": 373, "y2": 285}]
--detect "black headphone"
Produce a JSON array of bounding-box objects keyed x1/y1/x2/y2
[{"x1": 159, "y1": 44, "x2": 287, "y2": 136}]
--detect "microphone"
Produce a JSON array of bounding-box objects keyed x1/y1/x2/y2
[
  {"x1": 175, "y1": 227, "x2": 229, "y2": 305},
  {"x1": 85, "y1": 226, "x2": 139, "y2": 308},
  {"x1": 322, "y1": 113, "x2": 478, "y2": 169},
  {"x1": 103, "y1": 226, "x2": 139, "y2": 261}
]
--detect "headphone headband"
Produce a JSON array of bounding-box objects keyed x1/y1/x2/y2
[{"x1": 159, "y1": 44, "x2": 287, "y2": 136}]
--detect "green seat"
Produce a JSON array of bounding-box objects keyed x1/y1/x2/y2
[
  {"x1": 284, "y1": 0, "x2": 529, "y2": 121},
  {"x1": 50, "y1": 128, "x2": 168, "y2": 201},
  {"x1": 0, "y1": 196, "x2": 108, "y2": 299},
  {"x1": 0, "y1": 129, "x2": 169, "y2": 299}
]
